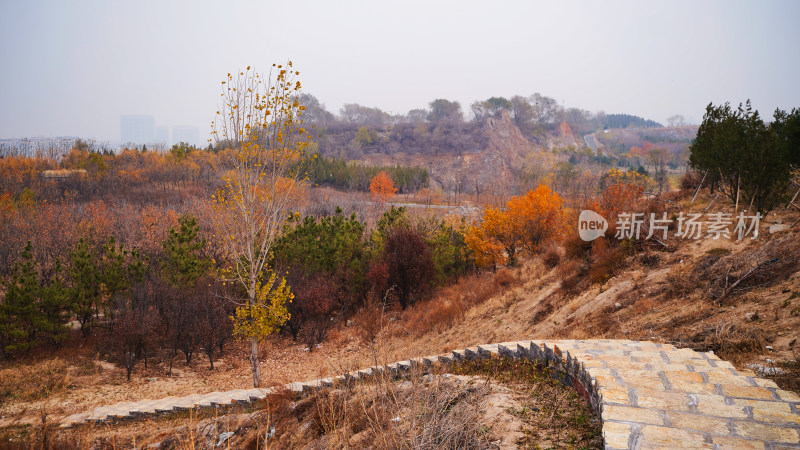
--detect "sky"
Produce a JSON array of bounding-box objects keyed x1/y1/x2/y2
[{"x1": 1, "y1": 0, "x2": 799, "y2": 143}]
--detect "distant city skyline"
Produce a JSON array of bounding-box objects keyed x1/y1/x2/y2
[
  {"x1": 1, "y1": 1, "x2": 798, "y2": 142},
  {"x1": 120, "y1": 115, "x2": 201, "y2": 148},
  {"x1": 120, "y1": 115, "x2": 155, "y2": 146}
]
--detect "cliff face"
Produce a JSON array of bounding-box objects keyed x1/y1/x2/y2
[
  {"x1": 360, "y1": 111, "x2": 561, "y2": 198},
  {"x1": 483, "y1": 111, "x2": 533, "y2": 174},
  {"x1": 419, "y1": 110, "x2": 537, "y2": 199}
]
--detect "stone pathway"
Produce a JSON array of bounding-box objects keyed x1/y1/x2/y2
[{"x1": 56, "y1": 339, "x2": 800, "y2": 449}]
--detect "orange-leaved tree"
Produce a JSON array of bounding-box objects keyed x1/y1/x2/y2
[
  {"x1": 467, "y1": 184, "x2": 565, "y2": 267},
  {"x1": 211, "y1": 63, "x2": 309, "y2": 388},
  {"x1": 369, "y1": 171, "x2": 397, "y2": 202},
  {"x1": 464, "y1": 224, "x2": 505, "y2": 269},
  {"x1": 589, "y1": 181, "x2": 644, "y2": 225}
]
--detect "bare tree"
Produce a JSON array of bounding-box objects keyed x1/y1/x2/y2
[
  {"x1": 107, "y1": 307, "x2": 159, "y2": 381},
  {"x1": 529, "y1": 93, "x2": 561, "y2": 126},
  {"x1": 667, "y1": 114, "x2": 686, "y2": 127},
  {"x1": 647, "y1": 147, "x2": 670, "y2": 194},
  {"x1": 196, "y1": 284, "x2": 233, "y2": 370}
]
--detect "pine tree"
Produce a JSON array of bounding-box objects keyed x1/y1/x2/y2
[
  {"x1": 160, "y1": 214, "x2": 209, "y2": 371},
  {"x1": 69, "y1": 239, "x2": 101, "y2": 337},
  {"x1": 162, "y1": 214, "x2": 208, "y2": 287},
  {"x1": 101, "y1": 236, "x2": 131, "y2": 314},
  {"x1": 1, "y1": 242, "x2": 42, "y2": 354},
  {"x1": 690, "y1": 101, "x2": 794, "y2": 213},
  {"x1": 38, "y1": 259, "x2": 71, "y2": 345}
]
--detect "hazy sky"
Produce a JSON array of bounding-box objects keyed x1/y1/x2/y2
[{"x1": 1, "y1": 0, "x2": 798, "y2": 143}]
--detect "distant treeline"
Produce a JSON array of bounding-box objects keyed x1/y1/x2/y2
[
  {"x1": 601, "y1": 114, "x2": 663, "y2": 129},
  {"x1": 297, "y1": 93, "x2": 666, "y2": 160},
  {"x1": 0, "y1": 143, "x2": 432, "y2": 206},
  {"x1": 641, "y1": 134, "x2": 692, "y2": 144},
  {"x1": 305, "y1": 155, "x2": 429, "y2": 193}
]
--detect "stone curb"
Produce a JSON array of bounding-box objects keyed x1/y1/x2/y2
[{"x1": 54, "y1": 339, "x2": 800, "y2": 449}]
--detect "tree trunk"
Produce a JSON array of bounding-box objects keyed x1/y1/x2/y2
[
  {"x1": 206, "y1": 345, "x2": 215, "y2": 370},
  {"x1": 250, "y1": 337, "x2": 260, "y2": 387}
]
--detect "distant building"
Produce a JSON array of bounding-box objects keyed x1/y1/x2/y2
[
  {"x1": 155, "y1": 126, "x2": 170, "y2": 147},
  {"x1": 172, "y1": 126, "x2": 200, "y2": 147},
  {"x1": 120, "y1": 115, "x2": 155, "y2": 146}
]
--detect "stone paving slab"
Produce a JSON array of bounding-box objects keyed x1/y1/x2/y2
[{"x1": 50, "y1": 339, "x2": 800, "y2": 449}]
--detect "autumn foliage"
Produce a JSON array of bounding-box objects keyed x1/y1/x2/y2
[
  {"x1": 211, "y1": 63, "x2": 310, "y2": 388},
  {"x1": 369, "y1": 170, "x2": 397, "y2": 202},
  {"x1": 375, "y1": 226, "x2": 435, "y2": 309},
  {"x1": 584, "y1": 181, "x2": 644, "y2": 240},
  {"x1": 466, "y1": 184, "x2": 565, "y2": 267}
]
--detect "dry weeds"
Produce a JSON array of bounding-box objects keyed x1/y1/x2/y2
[
  {"x1": 702, "y1": 236, "x2": 800, "y2": 301},
  {"x1": 24, "y1": 357, "x2": 600, "y2": 449},
  {"x1": 397, "y1": 271, "x2": 515, "y2": 338},
  {"x1": 688, "y1": 322, "x2": 766, "y2": 364}
]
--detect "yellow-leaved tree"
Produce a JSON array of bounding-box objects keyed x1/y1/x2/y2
[
  {"x1": 467, "y1": 184, "x2": 565, "y2": 267},
  {"x1": 212, "y1": 63, "x2": 309, "y2": 387}
]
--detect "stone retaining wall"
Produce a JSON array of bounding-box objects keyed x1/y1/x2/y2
[{"x1": 59, "y1": 339, "x2": 800, "y2": 449}]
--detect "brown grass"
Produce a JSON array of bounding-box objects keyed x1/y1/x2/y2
[
  {"x1": 352, "y1": 300, "x2": 388, "y2": 346},
  {"x1": 558, "y1": 259, "x2": 586, "y2": 296},
  {"x1": 542, "y1": 245, "x2": 562, "y2": 269},
  {"x1": 689, "y1": 322, "x2": 766, "y2": 364},
  {"x1": 588, "y1": 238, "x2": 623, "y2": 285},
  {"x1": 35, "y1": 356, "x2": 602, "y2": 449},
  {"x1": 451, "y1": 358, "x2": 602, "y2": 448},
  {"x1": 680, "y1": 170, "x2": 704, "y2": 191},
  {"x1": 400, "y1": 271, "x2": 513, "y2": 337},
  {"x1": 661, "y1": 188, "x2": 692, "y2": 202},
  {"x1": 0, "y1": 358, "x2": 71, "y2": 407},
  {"x1": 767, "y1": 354, "x2": 800, "y2": 393},
  {"x1": 697, "y1": 236, "x2": 800, "y2": 302},
  {"x1": 563, "y1": 232, "x2": 591, "y2": 260},
  {"x1": 493, "y1": 268, "x2": 517, "y2": 288}
]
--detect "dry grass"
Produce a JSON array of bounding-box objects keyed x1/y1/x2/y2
[
  {"x1": 588, "y1": 238, "x2": 623, "y2": 285},
  {"x1": 664, "y1": 237, "x2": 800, "y2": 305},
  {"x1": 451, "y1": 358, "x2": 602, "y2": 448},
  {"x1": 688, "y1": 322, "x2": 766, "y2": 364},
  {"x1": 306, "y1": 371, "x2": 493, "y2": 449},
  {"x1": 0, "y1": 358, "x2": 71, "y2": 407},
  {"x1": 563, "y1": 232, "x2": 591, "y2": 260},
  {"x1": 399, "y1": 271, "x2": 515, "y2": 337},
  {"x1": 352, "y1": 299, "x2": 388, "y2": 346},
  {"x1": 768, "y1": 353, "x2": 800, "y2": 393},
  {"x1": 30, "y1": 356, "x2": 602, "y2": 449},
  {"x1": 663, "y1": 264, "x2": 698, "y2": 300},
  {"x1": 705, "y1": 237, "x2": 800, "y2": 301},
  {"x1": 557, "y1": 259, "x2": 586, "y2": 296},
  {"x1": 493, "y1": 267, "x2": 517, "y2": 288},
  {"x1": 0, "y1": 332, "x2": 367, "y2": 428},
  {"x1": 542, "y1": 245, "x2": 562, "y2": 269}
]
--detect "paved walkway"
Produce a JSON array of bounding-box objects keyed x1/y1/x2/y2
[{"x1": 57, "y1": 339, "x2": 800, "y2": 449}]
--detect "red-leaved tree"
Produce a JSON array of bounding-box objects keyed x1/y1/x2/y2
[{"x1": 374, "y1": 226, "x2": 434, "y2": 309}]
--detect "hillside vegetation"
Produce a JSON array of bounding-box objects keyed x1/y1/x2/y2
[{"x1": 2, "y1": 65, "x2": 800, "y2": 447}]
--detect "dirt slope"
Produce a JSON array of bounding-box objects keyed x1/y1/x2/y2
[{"x1": 367, "y1": 194, "x2": 800, "y2": 390}]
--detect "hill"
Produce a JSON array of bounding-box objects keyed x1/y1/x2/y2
[{"x1": 2, "y1": 185, "x2": 799, "y2": 447}]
